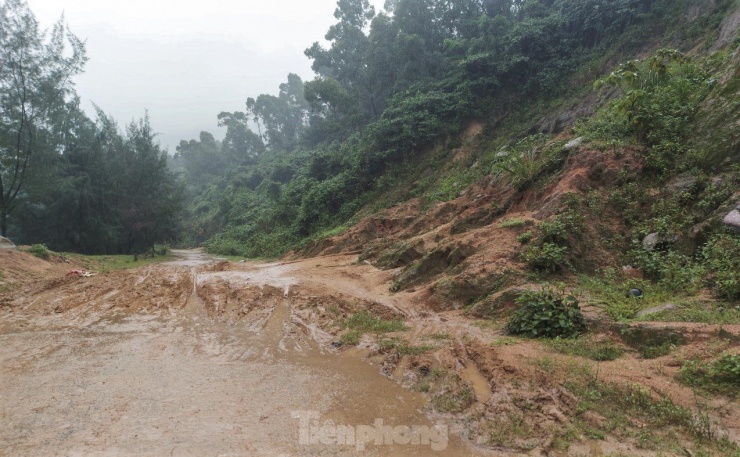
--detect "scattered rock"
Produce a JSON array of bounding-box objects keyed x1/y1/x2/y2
[
  {"x1": 627, "y1": 288, "x2": 643, "y2": 298},
  {"x1": 563, "y1": 137, "x2": 584, "y2": 151},
  {"x1": 667, "y1": 174, "x2": 698, "y2": 193},
  {"x1": 0, "y1": 236, "x2": 14, "y2": 249},
  {"x1": 636, "y1": 303, "x2": 676, "y2": 318},
  {"x1": 642, "y1": 232, "x2": 678, "y2": 251},
  {"x1": 722, "y1": 209, "x2": 740, "y2": 232}
]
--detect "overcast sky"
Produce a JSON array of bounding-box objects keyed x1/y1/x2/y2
[{"x1": 26, "y1": 0, "x2": 385, "y2": 152}]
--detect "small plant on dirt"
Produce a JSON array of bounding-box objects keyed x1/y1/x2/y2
[
  {"x1": 498, "y1": 217, "x2": 530, "y2": 229},
  {"x1": 516, "y1": 231, "x2": 533, "y2": 244},
  {"x1": 506, "y1": 286, "x2": 586, "y2": 338},
  {"x1": 340, "y1": 329, "x2": 363, "y2": 346},
  {"x1": 490, "y1": 336, "x2": 519, "y2": 347},
  {"x1": 26, "y1": 244, "x2": 51, "y2": 259},
  {"x1": 343, "y1": 311, "x2": 407, "y2": 333},
  {"x1": 488, "y1": 411, "x2": 532, "y2": 447},
  {"x1": 492, "y1": 147, "x2": 545, "y2": 191},
  {"x1": 520, "y1": 242, "x2": 567, "y2": 273},
  {"x1": 679, "y1": 353, "x2": 740, "y2": 395},
  {"x1": 378, "y1": 337, "x2": 434, "y2": 356},
  {"x1": 548, "y1": 336, "x2": 625, "y2": 361},
  {"x1": 639, "y1": 342, "x2": 676, "y2": 359},
  {"x1": 431, "y1": 383, "x2": 474, "y2": 413}
]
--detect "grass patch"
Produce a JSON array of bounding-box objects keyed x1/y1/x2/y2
[
  {"x1": 578, "y1": 274, "x2": 693, "y2": 321},
  {"x1": 429, "y1": 332, "x2": 451, "y2": 340},
  {"x1": 488, "y1": 412, "x2": 533, "y2": 447},
  {"x1": 431, "y1": 385, "x2": 474, "y2": 413},
  {"x1": 546, "y1": 335, "x2": 625, "y2": 361},
  {"x1": 490, "y1": 336, "x2": 520, "y2": 347},
  {"x1": 679, "y1": 353, "x2": 740, "y2": 396},
  {"x1": 635, "y1": 300, "x2": 740, "y2": 325},
  {"x1": 343, "y1": 311, "x2": 407, "y2": 333},
  {"x1": 568, "y1": 375, "x2": 739, "y2": 454},
  {"x1": 498, "y1": 217, "x2": 531, "y2": 229},
  {"x1": 67, "y1": 253, "x2": 175, "y2": 273},
  {"x1": 378, "y1": 337, "x2": 435, "y2": 356},
  {"x1": 620, "y1": 326, "x2": 686, "y2": 359},
  {"x1": 339, "y1": 311, "x2": 407, "y2": 347},
  {"x1": 340, "y1": 329, "x2": 363, "y2": 346}
]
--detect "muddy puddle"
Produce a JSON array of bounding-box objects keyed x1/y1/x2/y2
[{"x1": 0, "y1": 251, "x2": 481, "y2": 456}]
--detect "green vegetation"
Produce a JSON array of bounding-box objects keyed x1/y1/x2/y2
[
  {"x1": 587, "y1": 49, "x2": 715, "y2": 174},
  {"x1": 378, "y1": 337, "x2": 435, "y2": 356},
  {"x1": 520, "y1": 243, "x2": 567, "y2": 273},
  {"x1": 535, "y1": 358, "x2": 740, "y2": 454},
  {"x1": 172, "y1": 0, "x2": 704, "y2": 258},
  {"x1": 343, "y1": 311, "x2": 407, "y2": 333},
  {"x1": 516, "y1": 231, "x2": 533, "y2": 244},
  {"x1": 67, "y1": 253, "x2": 175, "y2": 273},
  {"x1": 339, "y1": 311, "x2": 407, "y2": 346},
  {"x1": 519, "y1": 206, "x2": 584, "y2": 273},
  {"x1": 507, "y1": 286, "x2": 586, "y2": 338},
  {"x1": 25, "y1": 244, "x2": 50, "y2": 259},
  {"x1": 431, "y1": 380, "x2": 474, "y2": 413},
  {"x1": 547, "y1": 336, "x2": 625, "y2": 361},
  {"x1": 620, "y1": 326, "x2": 686, "y2": 359},
  {"x1": 679, "y1": 353, "x2": 740, "y2": 396},
  {"x1": 703, "y1": 234, "x2": 740, "y2": 300}
]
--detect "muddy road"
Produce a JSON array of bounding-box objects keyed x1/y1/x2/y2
[{"x1": 0, "y1": 250, "x2": 477, "y2": 456}]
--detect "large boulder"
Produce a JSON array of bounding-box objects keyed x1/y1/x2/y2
[
  {"x1": 642, "y1": 233, "x2": 678, "y2": 251},
  {"x1": 0, "y1": 236, "x2": 14, "y2": 248},
  {"x1": 723, "y1": 207, "x2": 740, "y2": 232}
]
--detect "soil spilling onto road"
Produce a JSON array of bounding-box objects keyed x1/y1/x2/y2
[{"x1": 0, "y1": 250, "x2": 474, "y2": 456}]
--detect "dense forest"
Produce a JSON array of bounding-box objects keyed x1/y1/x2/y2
[
  {"x1": 0, "y1": 0, "x2": 181, "y2": 254},
  {"x1": 2, "y1": 0, "x2": 738, "y2": 259}
]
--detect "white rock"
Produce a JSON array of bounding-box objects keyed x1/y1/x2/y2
[{"x1": 563, "y1": 137, "x2": 584, "y2": 151}]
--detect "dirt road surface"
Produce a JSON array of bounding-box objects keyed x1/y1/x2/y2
[{"x1": 0, "y1": 250, "x2": 478, "y2": 457}]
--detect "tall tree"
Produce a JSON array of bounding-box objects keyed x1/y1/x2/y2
[
  {"x1": 246, "y1": 73, "x2": 310, "y2": 152},
  {"x1": 216, "y1": 111, "x2": 265, "y2": 162},
  {"x1": 0, "y1": 0, "x2": 86, "y2": 236}
]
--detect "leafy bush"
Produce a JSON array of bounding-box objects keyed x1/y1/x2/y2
[
  {"x1": 703, "y1": 234, "x2": 740, "y2": 300},
  {"x1": 507, "y1": 287, "x2": 586, "y2": 338},
  {"x1": 517, "y1": 231, "x2": 534, "y2": 244},
  {"x1": 589, "y1": 49, "x2": 713, "y2": 174},
  {"x1": 520, "y1": 242, "x2": 567, "y2": 272},
  {"x1": 491, "y1": 135, "x2": 555, "y2": 191},
  {"x1": 26, "y1": 244, "x2": 50, "y2": 259}
]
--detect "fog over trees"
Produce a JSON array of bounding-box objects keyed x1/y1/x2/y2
[{"x1": 1, "y1": 0, "x2": 689, "y2": 256}]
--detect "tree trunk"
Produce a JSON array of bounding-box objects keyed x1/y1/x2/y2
[{"x1": 1, "y1": 209, "x2": 7, "y2": 238}]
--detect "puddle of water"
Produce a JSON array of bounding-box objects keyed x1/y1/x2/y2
[{"x1": 460, "y1": 360, "x2": 493, "y2": 404}]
